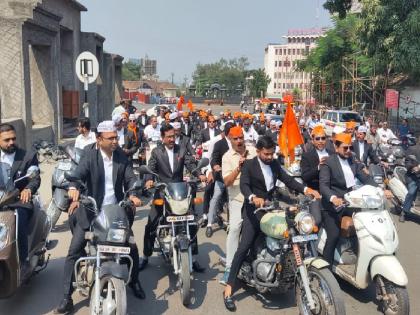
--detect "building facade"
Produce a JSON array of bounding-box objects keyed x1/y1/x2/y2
[
  {"x1": 140, "y1": 56, "x2": 157, "y2": 80},
  {"x1": 264, "y1": 28, "x2": 326, "y2": 102},
  {"x1": 0, "y1": 0, "x2": 123, "y2": 147}
]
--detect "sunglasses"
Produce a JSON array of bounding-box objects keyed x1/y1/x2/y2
[
  {"x1": 314, "y1": 136, "x2": 326, "y2": 141},
  {"x1": 342, "y1": 145, "x2": 353, "y2": 151},
  {"x1": 129, "y1": 119, "x2": 136, "y2": 122}
]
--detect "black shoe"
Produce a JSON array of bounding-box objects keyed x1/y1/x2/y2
[
  {"x1": 192, "y1": 261, "x2": 206, "y2": 273},
  {"x1": 223, "y1": 293, "x2": 236, "y2": 312},
  {"x1": 129, "y1": 280, "x2": 146, "y2": 299},
  {"x1": 205, "y1": 226, "x2": 213, "y2": 238},
  {"x1": 139, "y1": 257, "x2": 148, "y2": 271},
  {"x1": 399, "y1": 213, "x2": 406, "y2": 222},
  {"x1": 54, "y1": 298, "x2": 74, "y2": 314},
  {"x1": 200, "y1": 217, "x2": 208, "y2": 228},
  {"x1": 216, "y1": 214, "x2": 224, "y2": 228}
]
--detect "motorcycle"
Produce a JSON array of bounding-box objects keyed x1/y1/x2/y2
[
  {"x1": 139, "y1": 158, "x2": 208, "y2": 306},
  {"x1": 65, "y1": 172, "x2": 143, "y2": 315},
  {"x1": 45, "y1": 145, "x2": 82, "y2": 230},
  {"x1": 0, "y1": 165, "x2": 54, "y2": 298},
  {"x1": 237, "y1": 195, "x2": 346, "y2": 314},
  {"x1": 317, "y1": 185, "x2": 409, "y2": 315}
]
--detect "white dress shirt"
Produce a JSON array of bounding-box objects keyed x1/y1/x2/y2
[
  {"x1": 141, "y1": 116, "x2": 147, "y2": 126},
  {"x1": 377, "y1": 128, "x2": 396, "y2": 144},
  {"x1": 184, "y1": 123, "x2": 189, "y2": 135},
  {"x1": 358, "y1": 141, "x2": 365, "y2": 160},
  {"x1": 257, "y1": 158, "x2": 274, "y2": 191},
  {"x1": 117, "y1": 128, "x2": 125, "y2": 147},
  {"x1": 1, "y1": 150, "x2": 15, "y2": 168},
  {"x1": 316, "y1": 149, "x2": 329, "y2": 160},
  {"x1": 75, "y1": 131, "x2": 96, "y2": 150},
  {"x1": 209, "y1": 128, "x2": 216, "y2": 140},
  {"x1": 144, "y1": 125, "x2": 161, "y2": 141},
  {"x1": 338, "y1": 157, "x2": 356, "y2": 188},
  {"x1": 165, "y1": 146, "x2": 174, "y2": 173},
  {"x1": 100, "y1": 150, "x2": 117, "y2": 210},
  {"x1": 0, "y1": 151, "x2": 14, "y2": 186},
  {"x1": 243, "y1": 127, "x2": 260, "y2": 143}
]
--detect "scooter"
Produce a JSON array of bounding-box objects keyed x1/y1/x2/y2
[
  {"x1": 0, "y1": 165, "x2": 54, "y2": 298},
  {"x1": 317, "y1": 185, "x2": 409, "y2": 315}
]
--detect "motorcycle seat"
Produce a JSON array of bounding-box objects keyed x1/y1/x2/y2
[{"x1": 340, "y1": 216, "x2": 356, "y2": 238}]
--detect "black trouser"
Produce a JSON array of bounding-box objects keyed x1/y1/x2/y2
[
  {"x1": 202, "y1": 180, "x2": 215, "y2": 215},
  {"x1": 143, "y1": 204, "x2": 199, "y2": 257},
  {"x1": 62, "y1": 207, "x2": 140, "y2": 299},
  {"x1": 321, "y1": 208, "x2": 354, "y2": 266},
  {"x1": 227, "y1": 208, "x2": 261, "y2": 290},
  {"x1": 17, "y1": 207, "x2": 32, "y2": 264}
]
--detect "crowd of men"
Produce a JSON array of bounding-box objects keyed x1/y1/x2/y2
[{"x1": 41, "y1": 98, "x2": 419, "y2": 312}]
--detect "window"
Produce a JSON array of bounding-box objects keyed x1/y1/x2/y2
[
  {"x1": 283, "y1": 83, "x2": 286, "y2": 89},
  {"x1": 279, "y1": 49, "x2": 282, "y2": 55},
  {"x1": 284, "y1": 49, "x2": 287, "y2": 55},
  {"x1": 297, "y1": 38, "x2": 301, "y2": 43},
  {"x1": 278, "y1": 60, "x2": 282, "y2": 67},
  {"x1": 288, "y1": 49, "x2": 291, "y2": 55},
  {"x1": 292, "y1": 49, "x2": 295, "y2": 55},
  {"x1": 278, "y1": 72, "x2": 281, "y2": 79},
  {"x1": 275, "y1": 61, "x2": 277, "y2": 67},
  {"x1": 274, "y1": 83, "x2": 277, "y2": 89},
  {"x1": 284, "y1": 60, "x2": 290, "y2": 67},
  {"x1": 274, "y1": 73, "x2": 277, "y2": 79}
]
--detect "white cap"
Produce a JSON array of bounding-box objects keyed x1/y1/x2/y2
[
  {"x1": 276, "y1": 121, "x2": 282, "y2": 127},
  {"x1": 171, "y1": 122, "x2": 181, "y2": 129},
  {"x1": 112, "y1": 114, "x2": 123, "y2": 124},
  {"x1": 97, "y1": 121, "x2": 117, "y2": 133},
  {"x1": 129, "y1": 114, "x2": 136, "y2": 120},
  {"x1": 308, "y1": 121, "x2": 317, "y2": 130},
  {"x1": 299, "y1": 118, "x2": 306, "y2": 126},
  {"x1": 270, "y1": 120, "x2": 277, "y2": 126},
  {"x1": 220, "y1": 111, "x2": 224, "y2": 115},
  {"x1": 333, "y1": 126, "x2": 346, "y2": 134},
  {"x1": 134, "y1": 112, "x2": 141, "y2": 118},
  {"x1": 169, "y1": 112, "x2": 178, "y2": 120},
  {"x1": 358, "y1": 126, "x2": 367, "y2": 133}
]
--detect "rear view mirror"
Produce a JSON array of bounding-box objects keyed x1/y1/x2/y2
[
  {"x1": 64, "y1": 171, "x2": 80, "y2": 182},
  {"x1": 26, "y1": 166, "x2": 40, "y2": 179},
  {"x1": 197, "y1": 158, "x2": 209, "y2": 169},
  {"x1": 139, "y1": 165, "x2": 154, "y2": 176}
]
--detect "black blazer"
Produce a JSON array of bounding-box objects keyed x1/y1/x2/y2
[
  {"x1": 70, "y1": 146, "x2": 137, "y2": 211},
  {"x1": 176, "y1": 135, "x2": 194, "y2": 156},
  {"x1": 301, "y1": 147, "x2": 334, "y2": 190},
  {"x1": 199, "y1": 127, "x2": 221, "y2": 144},
  {"x1": 352, "y1": 140, "x2": 380, "y2": 165},
  {"x1": 265, "y1": 130, "x2": 278, "y2": 143},
  {"x1": 121, "y1": 128, "x2": 139, "y2": 159},
  {"x1": 240, "y1": 157, "x2": 305, "y2": 216},
  {"x1": 137, "y1": 115, "x2": 149, "y2": 129},
  {"x1": 181, "y1": 122, "x2": 193, "y2": 137},
  {"x1": 319, "y1": 154, "x2": 377, "y2": 212},
  {"x1": 146, "y1": 144, "x2": 199, "y2": 183}
]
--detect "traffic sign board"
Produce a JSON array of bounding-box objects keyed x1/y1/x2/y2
[{"x1": 75, "y1": 51, "x2": 99, "y2": 84}]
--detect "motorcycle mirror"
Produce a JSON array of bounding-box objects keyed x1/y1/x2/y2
[
  {"x1": 64, "y1": 171, "x2": 80, "y2": 182},
  {"x1": 26, "y1": 166, "x2": 40, "y2": 178},
  {"x1": 40, "y1": 140, "x2": 51, "y2": 149},
  {"x1": 139, "y1": 165, "x2": 154, "y2": 176},
  {"x1": 197, "y1": 158, "x2": 209, "y2": 169}
]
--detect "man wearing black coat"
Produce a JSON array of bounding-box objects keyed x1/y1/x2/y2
[
  {"x1": 137, "y1": 108, "x2": 149, "y2": 130},
  {"x1": 352, "y1": 126, "x2": 381, "y2": 166},
  {"x1": 0, "y1": 124, "x2": 40, "y2": 278},
  {"x1": 198, "y1": 116, "x2": 221, "y2": 144},
  {"x1": 400, "y1": 141, "x2": 420, "y2": 222},
  {"x1": 222, "y1": 136, "x2": 320, "y2": 311},
  {"x1": 319, "y1": 133, "x2": 391, "y2": 266},
  {"x1": 55, "y1": 121, "x2": 144, "y2": 314},
  {"x1": 139, "y1": 124, "x2": 207, "y2": 272}
]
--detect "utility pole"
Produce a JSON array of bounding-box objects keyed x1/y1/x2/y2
[{"x1": 171, "y1": 72, "x2": 174, "y2": 84}]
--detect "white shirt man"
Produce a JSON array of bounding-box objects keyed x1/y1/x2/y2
[
  {"x1": 377, "y1": 125, "x2": 396, "y2": 144},
  {"x1": 338, "y1": 157, "x2": 356, "y2": 189},
  {"x1": 144, "y1": 124, "x2": 161, "y2": 141},
  {"x1": 100, "y1": 149, "x2": 117, "y2": 210},
  {"x1": 165, "y1": 146, "x2": 174, "y2": 172},
  {"x1": 75, "y1": 131, "x2": 96, "y2": 150},
  {"x1": 257, "y1": 157, "x2": 274, "y2": 191},
  {"x1": 243, "y1": 127, "x2": 260, "y2": 143},
  {"x1": 117, "y1": 128, "x2": 125, "y2": 147}
]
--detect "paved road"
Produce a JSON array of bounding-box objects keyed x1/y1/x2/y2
[{"x1": 1, "y1": 152, "x2": 419, "y2": 315}]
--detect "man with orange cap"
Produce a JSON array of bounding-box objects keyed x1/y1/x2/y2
[
  {"x1": 345, "y1": 121, "x2": 357, "y2": 139},
  {"x1": 319, "y1": 133, "x2": 392, "y2": 265},
  {"x1": 181, "y1": 111, "x2": 193, "y2": 137}
]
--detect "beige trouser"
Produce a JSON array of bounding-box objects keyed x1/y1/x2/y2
[{"x1": 225, "y1": 199, "x2": 243, "y2": 269}]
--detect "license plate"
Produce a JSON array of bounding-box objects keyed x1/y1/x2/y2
[
  {"x1": 57, "y1": 161, "x2": 72, "y2": 171},
  {"x1": 166, "y1": 215, "x2": 195, "y2": 222},
  {"x1": 292, "y1": 234, "x2": 318, "y2": 243},
  {"x1": 97, "y1": 245, "x2": 130, "y2": 254}
]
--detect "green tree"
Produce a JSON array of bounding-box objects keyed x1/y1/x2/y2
[
  {"x1": 323, "y1": 0, "x2": 355, "y2": 18},
  {"x1": 247, "y1": 69, "x2": 271, "y2": 98},
  {"x1": 192, "y1": 57, "x2": 249, "y2": 96},
  {"x1": 122, "y1": 61, "x2": 140, "y2": 81}
]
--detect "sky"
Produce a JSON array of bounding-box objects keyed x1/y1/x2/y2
[{"x1": 78, "y1": 0, "x2": 332, "y2": 84}]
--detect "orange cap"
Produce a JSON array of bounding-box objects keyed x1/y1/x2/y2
[
  {"x1": 229, "y1": 126, "x2": 243, "y2": 137},
  {"x1": 233, "y1": 112, "x2": 241, "y2": 119},
  {"x1": 311, "y1": 125, "x2": 326, "y2": 136},
  {"x1": 335, "y1": 133, "x2": 352, "y2": 145},
  {"x1": 259, "y1": 112, "x2": 265, "y2": 121},
  {"x1": 182, "y1": 112, "x2": 189, "y2": 118},
  {"x1": 346, "y1": 121, "x2": 356, "y2": 129}
]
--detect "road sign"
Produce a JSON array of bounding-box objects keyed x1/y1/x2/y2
[{"x1": 75, "y1": 51, "x2": 99, "y2": 84}]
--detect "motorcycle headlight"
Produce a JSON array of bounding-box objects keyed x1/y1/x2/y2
[
  {"x1": 387, "y1": 154, "x2": 395, "y2": 163},
  {"x1": 362, "y1": 195, "x2": 383, "y2": 209},
  {"x1": 294, "y1": 212, "x2": 315, "y2": 235},
  {"x1": 374, "y1": 176, "x2": 383, "y2": 184},
  {"x1": 106, "y1": 229, "x2": 127, "y2": 243},
  {"x1": 0, "y1": 223, "x2": 8, "y2": 250}
]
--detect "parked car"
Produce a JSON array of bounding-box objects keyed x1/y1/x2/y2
[
  {"x1": 146, "y1": 104, "x2": 176, "y2": 117},
  {"x1": 321, "y1": 110, "x2": 362, "y2": 136}
]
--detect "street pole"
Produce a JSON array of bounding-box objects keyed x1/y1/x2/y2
[{"x1": 83, "y1": 74, "x2": 89, "y2": 118}]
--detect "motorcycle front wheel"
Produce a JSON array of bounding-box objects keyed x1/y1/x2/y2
[
  {"x1": 376, "y1": 276, "x2": 409, "y2": 315},
  {"x1": 178, "y1": 251, "x2": 191, "y2": 306},
  {"x1": 295, "y1": 267, "x2": 346, "y2": 315},
  {"x1": 89, "y1": 276, "x2": 127, "y2": 315}
]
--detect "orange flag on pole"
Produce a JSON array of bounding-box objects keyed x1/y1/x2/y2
[
  {"x1": 177, "y1": 96, "x2": 185, "y2": 111},
  {"x1": 187, "y1": 99, "x2": 194, "y2": 112},
  {"x1": 278, "y1": 95, "x2": 303, "y2": 163}
]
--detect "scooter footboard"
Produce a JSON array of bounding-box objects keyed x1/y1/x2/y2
[{"x1": 370, "y1": 256, "x2": 408, "y2": 286}]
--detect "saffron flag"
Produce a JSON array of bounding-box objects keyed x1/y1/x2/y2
[
  {"x1": 187, "y1": 99, "x2": 194, "y2": 112},
  {"x1": 177, "y1": 96, "x2": 185, "y2": 111},
  {"x1": 278, "y1": 96, "x2": 303, "y2": 162}
]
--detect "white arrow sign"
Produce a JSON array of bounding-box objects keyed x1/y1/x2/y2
[{"x1": 75, "y1": 51, "x2": 99, "y2": 84}]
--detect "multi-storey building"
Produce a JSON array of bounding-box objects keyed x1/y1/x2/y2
[{"x1": 264, "y1": 28, "x2": 326, "y2": 101}]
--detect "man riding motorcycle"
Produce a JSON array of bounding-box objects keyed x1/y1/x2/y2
[
  {"x1": 0, "y1": 123, "x2": 40, "y2": 279},
  {"x1": 54, "y1": 121, "x2": 144, "y2": 314},
  {"x1": 139, "y1": 124, "x2": 207, "y2": 272},
  {"x1": 222, "y1": 135, "x2": 320, "y2": 311}
]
